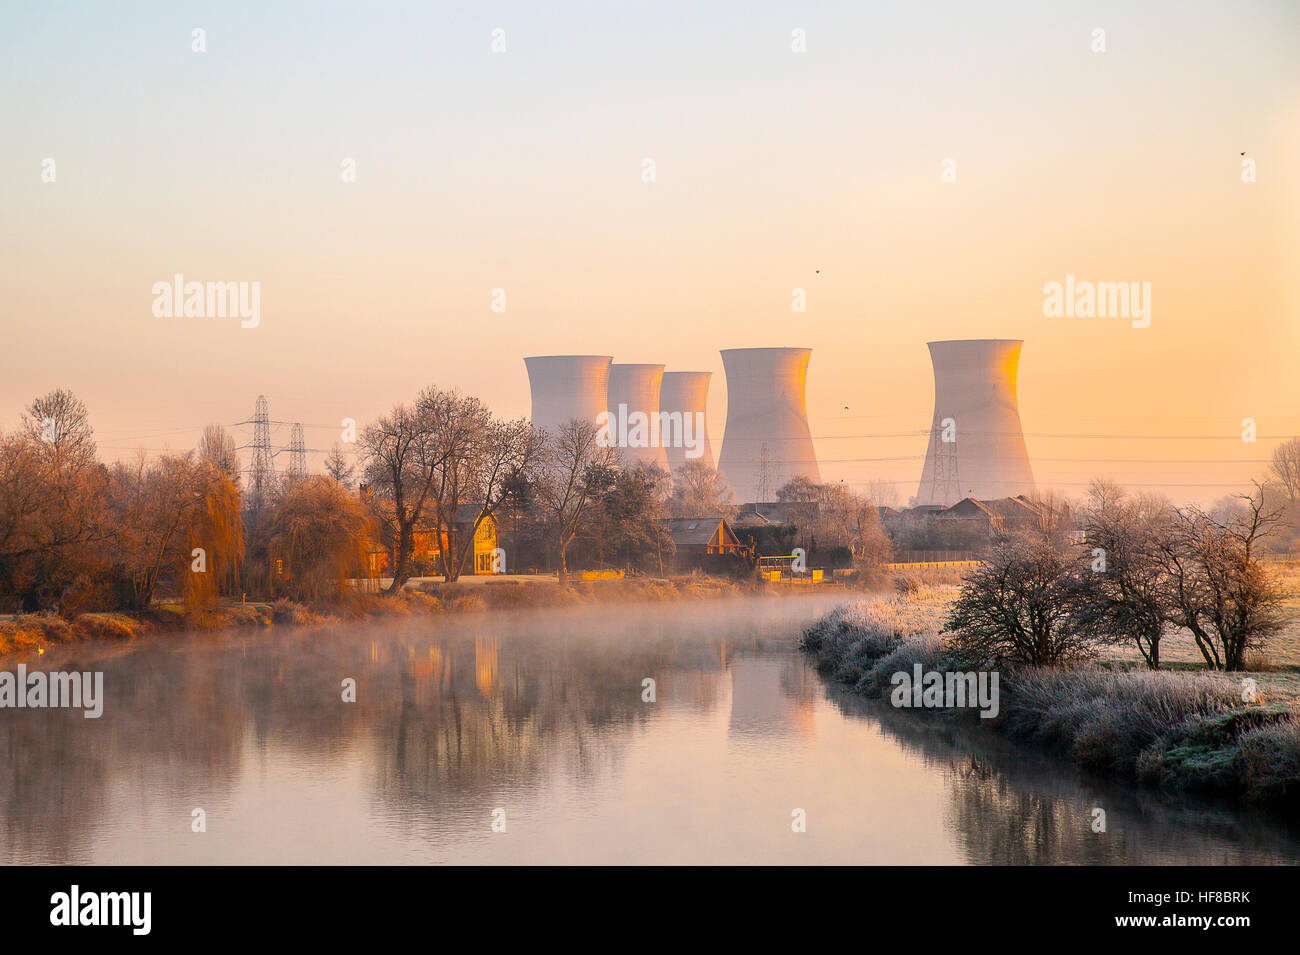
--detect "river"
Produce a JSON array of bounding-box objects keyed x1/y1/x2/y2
[{"x1": 2, "y1": 595, "x2": 1296, "y2": 864}]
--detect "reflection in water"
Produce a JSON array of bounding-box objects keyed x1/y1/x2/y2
[
  {"x1": 0, "y1": 595, "x2": 1295, "y2": 864},
  {"x1": 824, "y1": 690, "x2": 1300, "y2": 865}
]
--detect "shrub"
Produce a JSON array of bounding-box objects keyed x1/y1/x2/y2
[
  {"x1": 1239, "y1": 717, "x2": 1300, "y2": 806},
  {"x1": 800, "y1": 588, "x2": 955, "y2": 678},
  {"x1": 1001, "y1": 668, "x2": 1242, "y2": 775},
  {"x1": 945, "y1": 530, "x2": 1092, "y2": 666},
  {"x1": 74, "y1": 613, "x2": 147, "y2": 641},
  {"x1": 271, "y1": 598, "x2": 324, "y2": 626}
]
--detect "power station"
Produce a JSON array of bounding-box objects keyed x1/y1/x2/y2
[
  {"x1": 525, "y1": 339, "x2": 1035, "y2": 508},
  {"x1": 606, "y1": 363, "x2": 671, "y2": 475},
  {"x1": 524, "y1": 355, "x2": 612, "y2": 439},
  {"x1": 527, "y1": 348, "x2": 820, "y2": 501},
  {"x1": 716, "y1": 347, "x2": 821, "y2": 503},
  {"x1": 915, "y1": 339, "x2": 1036, "y2": 506},
  {"x1": 660, "y1": 371, "x2": 714, "y2": 473}
]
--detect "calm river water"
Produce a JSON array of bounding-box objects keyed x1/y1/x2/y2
[{"x1": 2, "y1": 595, "x2": 1296, "y2": 864}]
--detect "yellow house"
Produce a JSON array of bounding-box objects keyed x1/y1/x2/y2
[
  {"x1": 364, "y1": 508, "x2": 502, "y2": 578},
  {"x1": 411, "y1": 510, "x2": 501, "y2": 575},
  {"x1": 470, "y1": 514, "x2": 500, "y2": 574}
]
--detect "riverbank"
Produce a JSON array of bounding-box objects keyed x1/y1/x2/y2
[
  {"x1": 801, "y1": 587, "x2": 1300, "y2": 808},
  {"x1": 0, "y1": 573, "x2": 872, "y2": 657}
]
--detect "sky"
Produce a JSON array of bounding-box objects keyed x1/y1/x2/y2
[{"x1": 2, "y1": 0, "x2": 1298, "y2": 503}]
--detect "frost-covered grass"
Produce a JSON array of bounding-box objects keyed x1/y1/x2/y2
[
  {"x1": 800, "y1": 586, "x2": 957, "y2": 693},
  {"x1": 803, "y1": 588, "x2": 1300, "y2": 808}
]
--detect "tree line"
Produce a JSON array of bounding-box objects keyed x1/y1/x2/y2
[
  {"x1": 3, "y1": 386, "x2": 855, "y2": 613},
  {"x1": 946, "y1": 480, "x2": 1285, "y2": 671}
]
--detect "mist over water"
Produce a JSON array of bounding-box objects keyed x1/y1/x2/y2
[{"x1": 2, "y1": 596, "x2": 1295, "y2": 865}]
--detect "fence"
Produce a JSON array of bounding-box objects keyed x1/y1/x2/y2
[{"x1": 891, "y1": 550, "x2": 982, "y2": 564}]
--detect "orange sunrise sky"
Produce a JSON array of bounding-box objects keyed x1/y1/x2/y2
[{"x1": 2, "y1": 0, "x2": 1298, "y2": 503}]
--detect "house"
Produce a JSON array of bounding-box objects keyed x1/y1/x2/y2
[
  {"x1": 936, "y1": 495, "x2": 1049, "y2": 535},
  {"x1": 660, "y1": 516, "x2": 751, "y2": 570},
  {"x1": 410, "y1": 509, "x2": 501, "y2": 575},
  {"x1": 733, "y1": 501, "x2": 820, "y2": 527},
  {"x1": 885, "y1": 495, "x2": 1061, "y2": 558},
  {"x1": 361, "y1": 500, "x2": 502, "y2": 578}
]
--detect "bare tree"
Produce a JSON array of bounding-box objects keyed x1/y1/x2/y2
[
  {"x1": 776, "y1": 474, "x2": 821, "y2": 505},
  {"x1": 421, "y1": 390, "x2": 489, "y2": 583},
  {"x1": 441, "y1": 414, "x2": 539, "y2": 581},
  {"x1": 23, "y1": 389, "x2": 96, "y2": 466},
  {"x1": 865, "y1": 476, "x2": 900, "y2": 509},
  {"x1": 533, "y1": 418, "x2": 619, "y2": 585},
  {"x1": 668, "y1": 460, "x2": 735, "y2": 518},
  {"x1": 945, "y1": 529, "x2": 1091, "y2": 666},
  {"x1": 1269, "y1": 437, "x2": 1300, "y2": 504},
  {"x1": 323, "y1": 443, "x2": 355, "y2": 488},
  {"x1": 0, "y1": 391, "x2": 108, "y2": 609},
  {"x1": 846, "y1": 498, "x2": 894, "y2": 569},
  {"x1": 1069, "y1": 480, "x2": 1171, "y2": 668},
  {"x1": 415, "y1": 389, "x2": 540, "y2": 583},
  {"x1": 1154, "y1": 484, "x2": 1284, "y2": 670},
  {"x1": 358, "y1": 398, "x2": 450, "y2": 594}
]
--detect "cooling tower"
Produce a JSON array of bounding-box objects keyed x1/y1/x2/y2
[
  {"x1": 659, "y1": 371, "x2": 714, "y2": 473},
  {"x1": 915, "y1": 339, "x2": 1036, "y2": 506},
  {"x1": 717, "y1": 347, "x2": 821, "y2": 503},
  {"x1": 606, "y1": 363, "x2": 671, "y2": 475},
  {"x1": 524, "y1": 355, "x2": 611, "y2": 438}
]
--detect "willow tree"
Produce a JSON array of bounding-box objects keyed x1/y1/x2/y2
[
  {"x1": 198, "y1": 424, "x2": 241, "y2": 483},
  {"x1": 183, "y1": 464, "x2": 244, "y2": 612},
  {"x1": 268, "y1": 476, "x2": 372, "y2": 602}
]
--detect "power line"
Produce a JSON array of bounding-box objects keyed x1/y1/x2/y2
[
  {"x1": 810, "y1": 431, "x2": 1300, "y2": 441},
  {"x1": 845, "y1": 478, "x2": 1265, "y2": 489},
  {"x1": 288, "y1": 423, "x2": 307, "y2": 479}
]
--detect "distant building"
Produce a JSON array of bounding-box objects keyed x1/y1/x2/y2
[
  {"x1": 732, "y1": 501, "x2": 819, "y2": 528},
  {"x1": 936, "y1": 495, "x2": 1049, "y2": 535},
  {"x1": 915, "y1": 339, "x2": 1036, "y2": 506},
  {"x1": 364, "y1": 506, "x2": 501, "y2": 578},
  {"x1": 660, "y1": 516, "x2": 750, "y2": 570},
  {"x1": 885, "y1": 495, "x2": 1061, "y2": 560},
  {"x1": 717, "y1": 347, "x2": 821, "y2": 502}
]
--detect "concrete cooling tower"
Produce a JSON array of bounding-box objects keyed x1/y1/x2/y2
[
  {"x1": 915, "y1": 339, "x2": 1036, "y2": 506},
  {"x1": 606, "y1": 363, "x2": 671, "y2": 475},
  {"x1": 659, "y1": 371, "x2": 714, "y2": 473},
  {"x1": 524, "y1": 355, "x2": 611, "y2": 438},
  {"x1": 717, "y1": 347, "x2": 821, "y2": 503}
]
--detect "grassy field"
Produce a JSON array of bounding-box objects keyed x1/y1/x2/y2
[
  {"x1": 877, "y1": 564, "x2": 1300, "y2": 701},
  {"x1": 1090, "y1": 564, "x2": 1300, "y2": 704}
]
